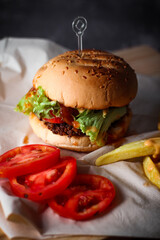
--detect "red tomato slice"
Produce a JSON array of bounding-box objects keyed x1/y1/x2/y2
[
  {"x1": 65, "y1": 189, "x2": 115, "y2": 220},
  {"x1": 9, "y1": 156, "x2": 77, "y2": 201},
  {"x1": 43, "y1": 110, "x2": 64, "y2": 123},
  {"x1": 49, "y1": 174, "x2": 115, "y2": 220},
  {"x1": 49, "y1": 186, "x2": 87, "y2": 218},
  {"x1": 0, "y1": 144, "x2": 60, "y2": 178},
  {"x1": 43, "y1": 117, "x2": 64, "y2": 124}
]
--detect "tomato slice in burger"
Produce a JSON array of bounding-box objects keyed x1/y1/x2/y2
[
  {"x1": 49, "y1": 174, "x2": 115, "y2": 220},
  {"x1": 9, "y1": 156, "x2": 77, "y2": 202},
  {"x1": 43, "y1": 111, "x2": 64, "y2": 124},
  {"x1": 0, "y1": 144, "x2": 60, "y2": 178},
  {"x1": 43, "y1": 117, "x2": 64, "y2": 124}
]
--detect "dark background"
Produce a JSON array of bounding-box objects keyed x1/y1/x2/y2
[{"x1": 0, "y1": 0, "x2": 160, "y2": 52}]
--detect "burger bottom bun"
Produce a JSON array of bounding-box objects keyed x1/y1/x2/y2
[{"x1": 29, "y1": 110, "x2": 132, "y2": 152}]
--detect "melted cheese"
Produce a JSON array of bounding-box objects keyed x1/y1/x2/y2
[{"x1": 144, "y1": 138, "x2": 160, "y2": 158}]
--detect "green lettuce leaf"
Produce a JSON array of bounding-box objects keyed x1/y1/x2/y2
[
  {"x1": 76, "y1": 107, "x2": 127, "y2": 146},
  {"x1": 76, "y1": 110, "x2": 104, "y2": 142},
  {"x1": 15, "y1": 86, "x2": 60, "y2": 119}
]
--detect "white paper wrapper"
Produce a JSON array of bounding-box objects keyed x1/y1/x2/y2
[{"x1": 0, "y1": 38, "x2": 160, "y2": 239}]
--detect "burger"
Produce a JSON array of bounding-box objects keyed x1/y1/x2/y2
[{"x1": 15, "y1": 49, "x2": 138, "y2": 152}]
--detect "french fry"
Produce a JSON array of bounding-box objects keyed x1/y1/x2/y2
[
  {"x1": 143, "y1": 156, "x2": 160, "y2": 189},
  {"x1": 95, "y1": 137, "x2": 160, "y2": 166}
]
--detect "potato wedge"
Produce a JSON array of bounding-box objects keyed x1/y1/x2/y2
[
  {"x1": 95, "y1": 138, "x2": 160, "y2": 166},
  {"x1": 143, "y1": 156, "x2": 160, "y2": 189}
]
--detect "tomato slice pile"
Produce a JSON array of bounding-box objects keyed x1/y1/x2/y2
[
  {"x1": 0, "y1": 144, "x2": 60, "y2": 178},
  {"x1": 0, "y1": 144, "x2": 116, "y2": 221},
  {"x1": 49, "y1": 174, "x2": 115, "y2": 220}
]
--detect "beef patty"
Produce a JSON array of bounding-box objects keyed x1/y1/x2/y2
[{"x1": 44, "y1": 121, "x2": 85, "y2": 138}]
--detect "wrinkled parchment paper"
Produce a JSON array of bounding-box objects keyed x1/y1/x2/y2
[{"x1": 0, "y1": 38, "x2": 160, "y2": 239}]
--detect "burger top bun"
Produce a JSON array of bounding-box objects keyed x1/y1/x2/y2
[{"x1": 33, "y1": 49, "x2": 138, "y2": 109}]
